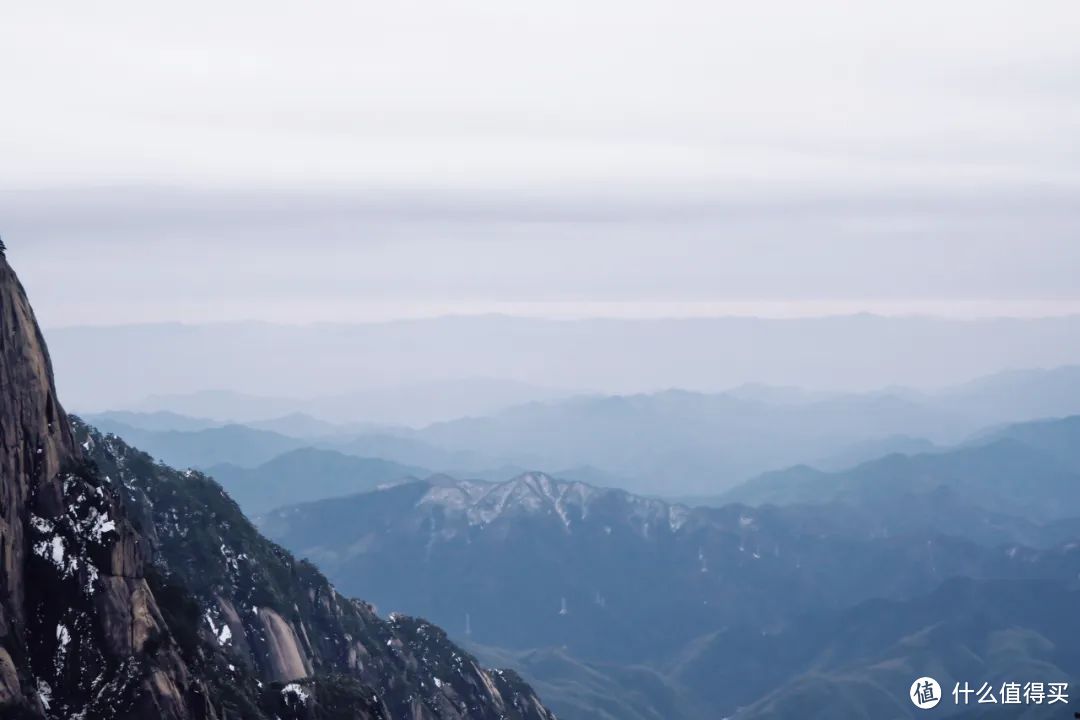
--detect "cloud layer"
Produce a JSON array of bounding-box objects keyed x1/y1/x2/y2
[{"x1": 2, "y1": 1, "x2": 1078, "y2": 324}]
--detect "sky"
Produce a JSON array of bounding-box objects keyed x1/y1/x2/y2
[{"x1": 2, "y1": 1, "x2": 1079, "y2": 327}]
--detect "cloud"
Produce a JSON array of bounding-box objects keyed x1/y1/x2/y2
[
  {"x1": 2, "y1": 1, "x2": 1079, "y2": 190},
  {"x1": 3, "y1": 1, "x2": 1079, "y2": 324}
]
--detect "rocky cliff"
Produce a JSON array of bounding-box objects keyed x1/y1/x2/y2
[{"x1": 0, "y1": 250, "x2": 556, "y2": 720}]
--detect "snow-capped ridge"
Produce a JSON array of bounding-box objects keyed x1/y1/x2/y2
[{"x1": 418, "y1": 471, "x2": 689, "y2": 535}]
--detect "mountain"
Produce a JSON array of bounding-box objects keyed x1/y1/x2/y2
[
  {"x1": 206, "y1": 449, "x2": 430, "y2": 515},
  {"x1": 82, "y1": 421, "x2": 307, "y2": 469},
  {"x1": 84, "y1": 411, "x2": 369, "y2": 441},
  {"x1": 83, "y1": 418, "x2": 494, "y2": 479},
  {"x1": 123, "y1": 379, "x2": 579, "y2": 428},
  {"x1": 472, "y1": 645, "x2": 702, "y2": 720},
  {"x1": 939, "y1": 365, "x2": 1080, "y2": 423},
  {"x1": 396, "y1": 389, "x2": 973, "y2": 494},
  {"x1": 83, "y1": 410, "x2": 222, "y2": 433},
  {"x1": 257, "y1": 468, "x2": 1080, "y2": 719},
  {"x1": 242, "y1": 413, "x2": 361, "y2": 439},
  {"x1": 809, "y1": 434, "x2": 939, "y2": 472},
  {"x1": 258, "y1": 472, "x2": 1076, "y2": 660},
  {"x1": 976, "y1": 414, "x2": 1080, "y2": 472},
  {"x1": 0, "y1": 250, "x2": 555, "y2": 719},
  {"x1": 321, "y1": 434, "x2": 493, "y2": 475},
  {"x1": 397, "y1": 370, "x2": 1080, "y2": 496},
  {"x1": 722, "y1": 417, "x2": 1080, "y2": 525},
  {"x1": 669, "y1": 576, "x2": 1080, "y2": 720},
  {"x1": 88, "y1": 375, "x2": 1080, "y2": 499},
  {"x1": 131, "y1": 390, "x2": 302, "y2": 423},
  {"x1": 301, "y1": 378, "x2": 581, "y2": 427}
]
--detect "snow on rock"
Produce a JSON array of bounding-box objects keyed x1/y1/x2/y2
[
  {"x1": 281, "y1": 682, "x2": 309, "y2": 706},
  {"x1": 47, "y1": 536, "x2": 65, "y2": 566},
  {"x1": 30, "y1": 515, "x2": 54, "y2": 534},
  {"x1": 53, "y1": 623, "x2": 72, "y2": 675},
  {"x1": 420, "y1": 471, "x2": 692, "y2": 543},
  {"x1": 56, "y1": 623, "x2": 71, "y2": 648},
  {"x1": 204, "y1": 610, "x2": 233, "y2": 646},
  {"x1": 36, "y1": 680, "x2": 52, "y2": 710},
  {"x1": 668, "y1": 505, "x2": 689, "y2": 532},
  {"x1": 219, "y1": 543, "x2": 241, "y2": 574},
  {"x1": 28, "y1": 474, "x2": 115, "y2": 596}
]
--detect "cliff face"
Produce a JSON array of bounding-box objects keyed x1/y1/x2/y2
[
  {"x1": 0, "y1": 251, "x2": 556, "y2": 720},
  {"x1": 0, "y1": 253, "x2": 215, "y2": 718},
  {"x1": 0, "y1": 253, "x2": 77, "y2": 652}
]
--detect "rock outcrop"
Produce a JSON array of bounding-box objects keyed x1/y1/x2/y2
[
  {"x1": 0, "y1": 252, "x2": 223, "y2": 719},
  {"x1": 0, "y1": 250, "x2": 557, "y2": 720},
  {"x1": 0, "y1": 253, "x2": 77, "y2": 707}
]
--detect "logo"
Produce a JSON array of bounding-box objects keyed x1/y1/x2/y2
[{"x1": 911, "y1": 677, "x2": 942, "y2": 709}]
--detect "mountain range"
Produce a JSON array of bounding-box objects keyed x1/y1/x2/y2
[
  {"x1": 206, "y1": 449, "x2": 428, "y2": 515},
  {"x1": 255, "y1": 418, "x2": 1080, "y2": 719},
  {"x1": 719, "y1": 418, "x2": 1080, "y2": 519},
  {"x1": 87, "y1": 367, "x2": 1080, "y2": 496},
  {"x1": 124, "y1": 378, "x2": 580, "y2": 428}
]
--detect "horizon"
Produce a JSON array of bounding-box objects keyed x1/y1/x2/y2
[
  {"x1": 37, "y1": 306, "x2": 1080, "y2": 330},
  {"x1": 13, "y1": 234, "x2": 1080, "y2": 327}
]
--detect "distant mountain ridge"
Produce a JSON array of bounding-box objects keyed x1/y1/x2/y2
[
  {"x1": 89, "y1": 368, "x2": 1080, "y2": 498},
  {"x1": 380, "y1": 386, "x2": 1013, "y2": 494},
  {"x1": 83, "y1": 417, "x2": 307, "y2": 468},
  {"x1": 939, "y1": 365, "x2": 1080, "y2": 421},
  {"x1": 117, "y1": 378, "x2": 580, "y2": 427},
  {"x1": 721, "y1": 415, "x2": 1080, "y2": 518},
  {"x1": 207, "y1": 448, "x2": 429, "y2": 515}
]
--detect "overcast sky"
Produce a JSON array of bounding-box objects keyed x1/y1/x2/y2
[{"x1": 2, "y1": 1, "x2": 1079, "y2": 327}]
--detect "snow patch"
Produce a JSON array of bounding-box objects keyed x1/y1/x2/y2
[
  {"x1": 30, "y1": 515, "x2": 54, "y2": 534},
  {"x1": 56, "y1": 623, "x2": 71, "y2": 648},
  {"x1": 668, "y1": 505, "x2": 689, "y2": 532},
  {"x1": 205, "y1": 611, "x2": 233, "y2": 646},
  {"x1": 282, "y1": 683, "x2": 309, "y2": 705},
  {"x1": 36, "y1": 679, "x2": 53, "y2": 709},
  {"x1": 36, "y1": 535, "x2": 67, "y2": 567}
]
